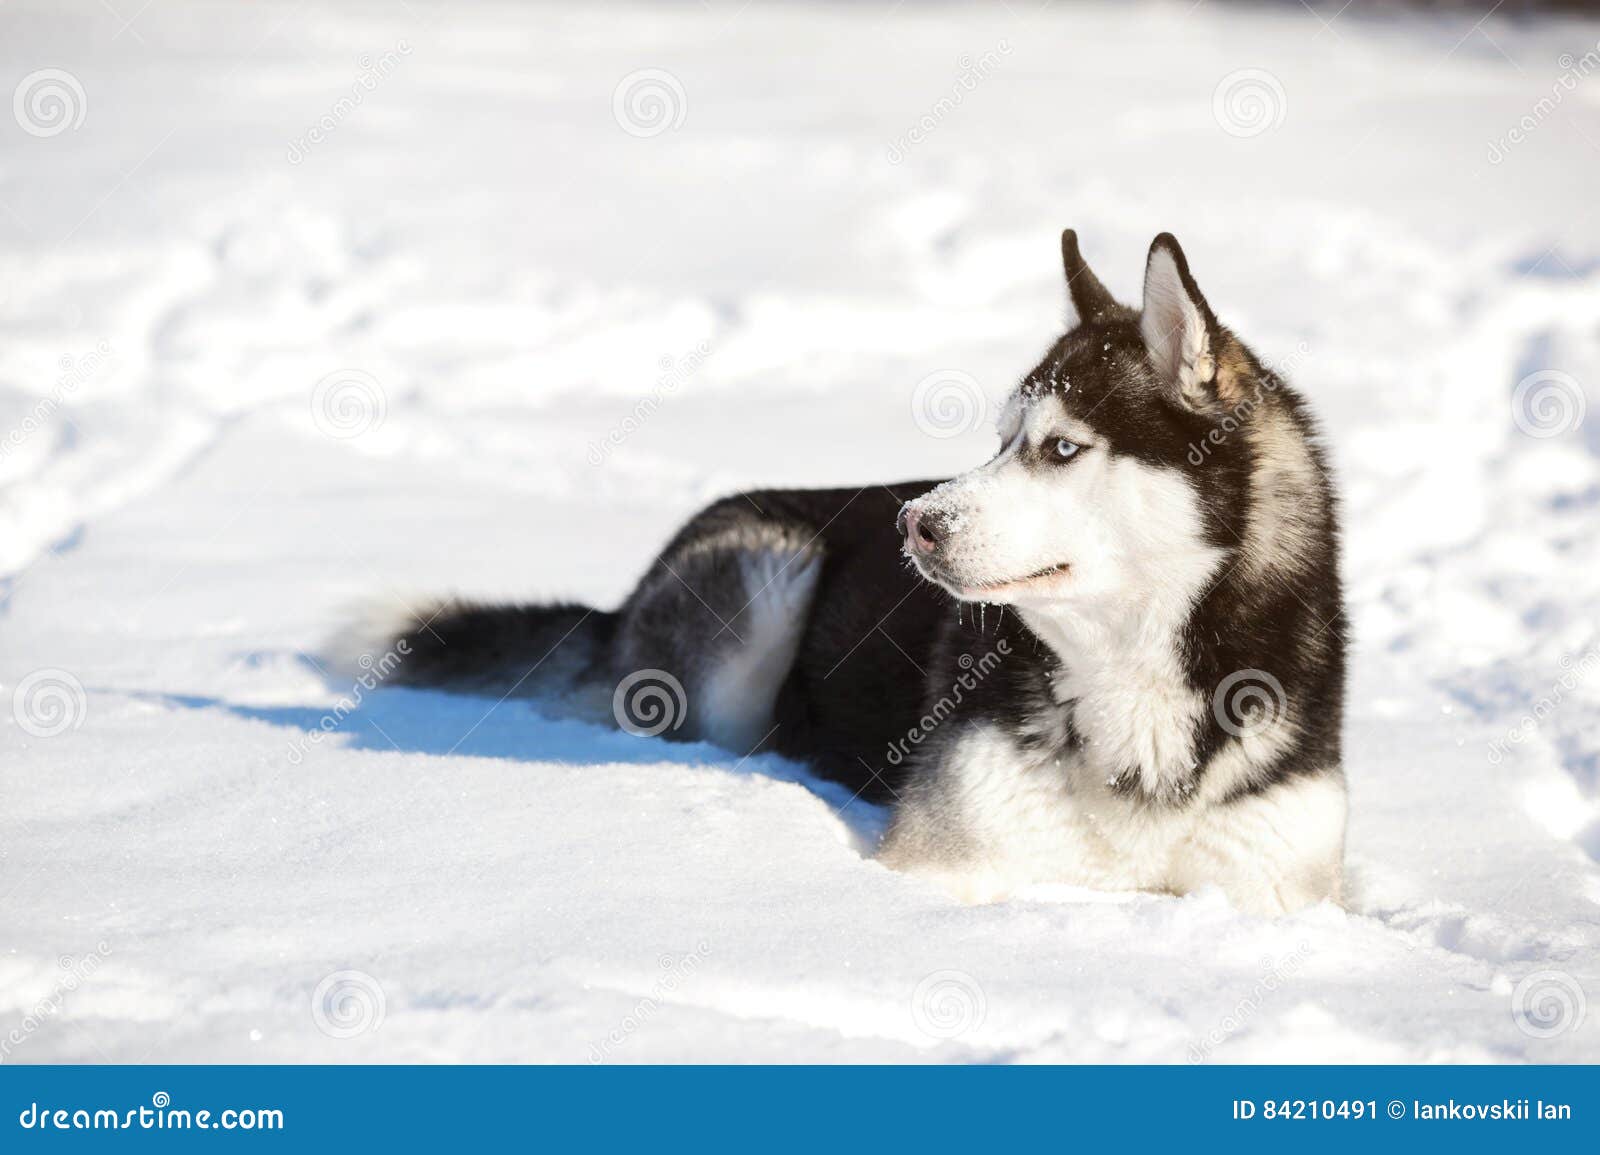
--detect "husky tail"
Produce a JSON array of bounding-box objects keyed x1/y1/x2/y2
[{"x1": 327, "y1": 599, "x2": 619, "y2": 719}]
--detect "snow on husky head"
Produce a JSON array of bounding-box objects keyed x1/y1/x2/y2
[{"x1": 901, "y1": 231, "x2": 1267, "y2": 612}]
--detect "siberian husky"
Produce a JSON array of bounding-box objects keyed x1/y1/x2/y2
[{"x1": 337, "y1": 232, "x2": 1346, "y2": 915}]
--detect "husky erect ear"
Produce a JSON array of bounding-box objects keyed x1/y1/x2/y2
[
  {"x1": 1140, "y1": 233, "x2": 1223, "y2": 409},
  {"x1": 1061, "y1": 229, "x2": 1119, "y2": 327}
]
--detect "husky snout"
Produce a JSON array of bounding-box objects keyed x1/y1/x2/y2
[{"x1": 899, "y1": 503, "x2": 944, "y2": 556}]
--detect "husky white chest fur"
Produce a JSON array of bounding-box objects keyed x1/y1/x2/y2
[{"x1": 342, "y1": 230, "x2": 1348, "y2": 916}]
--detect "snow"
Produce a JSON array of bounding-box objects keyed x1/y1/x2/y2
[{"x1": 3, "y1": 0, "x2": 1599, "y2": 1063}]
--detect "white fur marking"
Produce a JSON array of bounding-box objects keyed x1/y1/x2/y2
[
  {"x1": 1141, "y1": 247, "x2": 1214, "y2": 405},
  {"x1": 882, "y1": 726, "x2": 1346, "y2": 915},
  {"x1": 698, "y1": 549, "x2": 821, "y2": 752}
]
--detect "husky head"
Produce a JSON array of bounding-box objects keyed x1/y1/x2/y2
[{"x1": 901, "y1": 231, "x2": 1291, "y2": 613}]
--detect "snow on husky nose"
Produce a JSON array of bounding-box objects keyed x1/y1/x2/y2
[
  {"x1": 902, "y1": 477, "x2": 990, "y2": 568},
  {"x1": 901, "y1": 505, "x2": 941, "y2": 555}
]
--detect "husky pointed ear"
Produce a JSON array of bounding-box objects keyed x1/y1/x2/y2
[
  {"x1": 1140, "y1": 234, "x2": 1223, "y2": 409},
  {"x1": 1061, "y1": 229, "x2": 1118, "y2": 327}
]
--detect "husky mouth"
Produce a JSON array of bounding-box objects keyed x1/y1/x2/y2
[
  {"x1": 912, "y1": 557, "x2": 1072, "y2": 601},
  {"x1": 960, "y1": 563, "x2": 1072, "y2": 599}
]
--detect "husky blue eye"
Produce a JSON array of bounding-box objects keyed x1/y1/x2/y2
[{"x1": 1053, "y1": 438, "x2": 1081, "y2": 460}]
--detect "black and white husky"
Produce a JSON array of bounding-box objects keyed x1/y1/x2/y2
[{"x1": 338, "y1": 232, "x2": 1346, "y2": 915}]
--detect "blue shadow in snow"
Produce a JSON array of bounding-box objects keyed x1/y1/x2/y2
[
  {"x1": 133, "y1": 673, "x2": 890, "y2": 844},
  {"x1": 147, "y1": 687, "x2": 712, "y2": 767}
]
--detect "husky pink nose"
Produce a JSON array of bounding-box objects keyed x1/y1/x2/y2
[{"x1": 901, "y1": 505, "x2": 940, "y2": 555}]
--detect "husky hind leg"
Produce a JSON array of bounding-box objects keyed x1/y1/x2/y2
[
  {"x1": 328, "y1": 544, "x2": 822, "y2": 746},
  {"x1": 614, "y1": 526, "x2": 824, "y2": 752}
]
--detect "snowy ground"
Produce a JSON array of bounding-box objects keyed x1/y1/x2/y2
[{"x1": 3, "y1": 0, "x2": 1599, "y2": 1063}]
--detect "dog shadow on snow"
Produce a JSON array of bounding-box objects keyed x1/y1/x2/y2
[{"x1": 135, "y1": 659, "x2": 891, "y2": 850}]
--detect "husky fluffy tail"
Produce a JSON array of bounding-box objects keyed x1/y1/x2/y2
[{"x1": 328, "y1": 599, "x2": 618, "y2": 714}]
